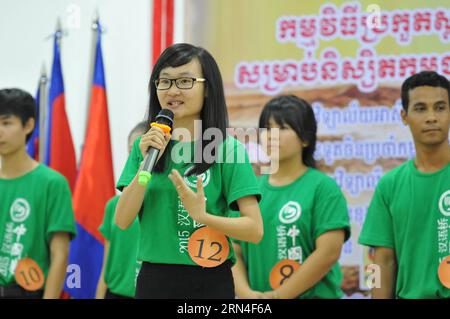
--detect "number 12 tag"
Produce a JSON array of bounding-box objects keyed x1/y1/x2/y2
[{"x1": 188, "y1": 226, "x2": 230, "y2": 268}]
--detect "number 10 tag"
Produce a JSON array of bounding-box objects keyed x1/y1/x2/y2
[
  {"x1": 14, "y1": 258, "x2": 45, "y2": 291},
  {"x1": 188, "y1": 226, "x2": 230, "y2": 268}
]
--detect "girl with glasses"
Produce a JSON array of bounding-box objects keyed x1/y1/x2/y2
[{"x1": 115, "y1": 43, "x2": 263, "y2": 299}]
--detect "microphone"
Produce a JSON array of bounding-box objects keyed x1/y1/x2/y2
[{"x1": 138, "y1": 109, "x2": 174, "y2": 186}]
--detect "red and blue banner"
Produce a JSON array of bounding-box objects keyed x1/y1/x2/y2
[
  {"x1": 65, "y1": 22, "x2": 115, "y2": 299},
  {"x1": 46, "y1": 32, "x2": 77, "y2": 190}
]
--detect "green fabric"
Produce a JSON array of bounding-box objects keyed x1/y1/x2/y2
[
  {"x1": 99, "y1": 195, "x2": 141, "y2": 297},
  {"x1": 235, "y1": 169, "x2": 350, "y2": 299},
  {"x1": 359, "y1": 160, "x2": 450, "y2": 299},
  {"x1": 0, "y1": 164, "x2": 76, "y2": 286},
  {"x1": 117, "y1": 136, "x2": 261, "y2": 266}
]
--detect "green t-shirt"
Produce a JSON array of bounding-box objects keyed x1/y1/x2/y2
[
  {"x1": 235, "y1": 168, "x2": 350, "y2": 299},
  {"x1": 117, "y1": 136, "x2": 261, "y2": 266},
  {"x1": 99, "y1": 195, "x2": 141, "y2": 298},
  {"x1": 0, "y1": 164, "x2": 77, "y2": 286},
  {"x1": 359, "y1": 160, "x2": 450, "y2": 299}
]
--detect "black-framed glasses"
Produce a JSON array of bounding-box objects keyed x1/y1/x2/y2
[{"x1": 154, "y1": 77, "x2": 206, "y2": 90}]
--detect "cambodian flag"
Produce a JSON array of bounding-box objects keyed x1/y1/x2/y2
[
  {"x1": 65, "y1": 21, "x2": 115, "y2": 299},
  {"x1": 46, "y1": 32, "x2": 77, "y2": 190}
]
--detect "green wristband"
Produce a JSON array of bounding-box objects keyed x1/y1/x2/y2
[{"x1": 138, "y1": 171, "x2": 152, "y2": 186}]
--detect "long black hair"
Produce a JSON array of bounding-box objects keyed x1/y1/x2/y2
[
  {"x1": 148, "y1": 43, "x2": 229, "y2": 175},
  {"x1": 258, "y1": 95, "x2": 317, "y2": 168}
]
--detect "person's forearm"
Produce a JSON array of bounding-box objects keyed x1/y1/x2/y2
[
  {"x1": 95, "y1": 275, "x2": 107, "y2": 299},
  {"x1": 201, "y1": 214, "x2": 263, "y2": 243},
  {"x1": 372, "y1": 259, "x2": 396, "y2": 299},
  {"x1": 232, "y1": 247, "x2": 253, "y2": 298},
  {"x1": 274, "y1": 248, "x2": 339, "y2": 299},
  {"x1": 96, "y1": 240, "x2": 110, "y2": 299},
  {"x1": 43, "y1": 254, "x2": 68, "y2": 299},
  {"x1": 115, "y1": 170, "x2": 146, "y2": 230}
]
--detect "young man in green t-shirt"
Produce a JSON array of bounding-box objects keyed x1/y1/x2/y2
[
  {"x1": 0, "y1": 88, "x2": 76, "y2": 298},
  {"x1": 359, "y1": 71, "x2": 450, "y2": 299}
]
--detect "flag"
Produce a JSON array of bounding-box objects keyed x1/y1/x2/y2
[
  {"x1": 152, "y1": 0, "x2": 174, "y2": 65},
  {"x1": 46, "y1": 32, "x2": 77, "y2": 190},
  {"x1": 65, "y1": 21, "x2": 115, "y2": 299}
]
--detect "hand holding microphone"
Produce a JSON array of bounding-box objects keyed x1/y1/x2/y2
[
  {"x1": 138, "y1": 126, "x2": 170, "y2": 159},
  {"x1": 138, "y1": 109, "x2": 174, "y2": 186}
]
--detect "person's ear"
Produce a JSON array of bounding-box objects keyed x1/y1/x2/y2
[
  {"x1": 401, "y1": 109, "x2": 408, "y2": 126},
  {"x1": 24, "y1": 118, "x2": 35, "y2": 135}
]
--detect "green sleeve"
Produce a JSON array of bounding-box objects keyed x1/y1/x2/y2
[
  {"x1": 220, "y1": 138, "x2": 261, "y2": 211},
  {"x1": 45, "y1": 176, "x2": 77, "y2": 243},
  {"x1": 117, "y1": 136, "x2": 144, "y2": 191},
  {"x1": 358, "y1": 177, "x2": 395, "y2": 248},
  {"x1": 99, "y1": 196, "x2": 118, "y2": 241},
  {"x1": 312, "y1": 177, "x2": 351, "y2": 242}
]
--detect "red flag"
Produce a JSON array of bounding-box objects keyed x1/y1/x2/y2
[
  {"x1": 152, "y1": 0, "x2": 174, "y2": 66},
  {"x1": 72, "y1": 24, "x2": 115, "y2": 243},
  {"x1": 67, "y1": 21, "x2": 115, "y2": 299},
  {"x1": 47, "y1": 32, "x2": 77, "y2": 190}
]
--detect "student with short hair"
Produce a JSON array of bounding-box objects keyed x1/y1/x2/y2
[
  {"x1": 0, "y1": 88, "x2": 76, "y2": 299},
  {"x1": 359, "y1": 71, "x2": 450, "y2": 299}
]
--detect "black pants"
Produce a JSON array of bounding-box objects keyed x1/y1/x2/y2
[
  {"x1": 105, "y1": 289, "x2": 133, "y2": 299},
  {"x1": 0, "y1": 285, "x2": 43, "y2": 299},
  {"x1": 136, "y1": 260, "x2": 235, "y2": 299}
]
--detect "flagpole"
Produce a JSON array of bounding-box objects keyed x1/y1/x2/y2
[
  {"x1": 38, "y1": 63, "x2": 48, "y2": 163},
  {"x1": 56, "y1": 17, "x2": 62, "y2": 48}
]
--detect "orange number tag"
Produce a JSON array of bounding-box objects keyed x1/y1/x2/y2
[
  {"x1": 438, "y1": 255, "x2": 450, "y2": 288},
  {"x1": 188, "y1": 227, "x2": 230, "y2": 268},
  {"x1": 14, "y1": 258, "x2": 44, "y2": 291},
  {"x1": 269, "y1": 259, "x2": 301, "y2": 290}
]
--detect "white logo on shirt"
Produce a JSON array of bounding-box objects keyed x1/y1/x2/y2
[
  {"x1": 438, "y1": 190, "x2": 450, "y2": 217},
  {"x1": 9, "y1": 198, "x2": 30, "y2": 223},
  {"x1": 183, "y1": 168, "x2": 211, "y2": 188},
  {"x1": 279, "y1": 201, "x2": 302, "y2": 224}
]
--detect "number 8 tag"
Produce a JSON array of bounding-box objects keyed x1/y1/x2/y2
[
  {"x1": 269, "y1": 259, "x2": 301, "y2": 289},
  {"x1": 188, "y1": 226, "x2": 230, "y2": 268},
  {"x1": 438, "y1": 255, "x2": 450, "y2": 288}
]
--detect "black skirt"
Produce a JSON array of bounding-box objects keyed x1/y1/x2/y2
[{"x1": 135, "y1": 260, "x2": 235, "y2": 299}]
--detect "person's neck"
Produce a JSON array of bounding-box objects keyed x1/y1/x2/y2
[
  {"x1": 0, "y1": 147, "x2": 37, "y2": 179},
  {"x1": 268, "y1": 155, "x2": 308, "y2": 186},
  {"x1": 414, "y1": 141, "x2": 450, "y2": 173},
  {"x1": 172, "y1": 115, "x2": 201, "y2": 142}
]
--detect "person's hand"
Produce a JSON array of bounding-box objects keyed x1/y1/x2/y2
[
  {"x1": 168, "y1": 169, "x2": 207, "y2": 224},
  {"x1": 139, "y1": 125, "x2": 171, "y2": 159},
  {"x1": 239, "y1": 289, "x2": 266, "y2": 299},
  {"x1": 341, "y1": 266, "x2": 359, "y2": 294},
  {"x1": 262, "y1": 290, "x2": 280, "y2": 299}
]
